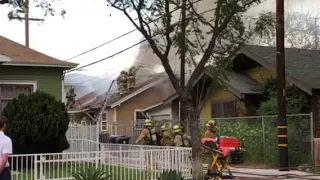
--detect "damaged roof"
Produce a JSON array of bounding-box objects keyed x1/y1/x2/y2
[{"x1": 241, "y1": 45, "x2": 320, "y2": 94}]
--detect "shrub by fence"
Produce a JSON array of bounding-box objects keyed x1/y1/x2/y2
[{"x1": 200, "y1": 114, "x2": 313, "y2": 167}]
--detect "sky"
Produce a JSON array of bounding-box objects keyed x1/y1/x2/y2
[
  {"x1": 0, "y1": 0, "x2": 319, "y2": 81},
  {"x1": 0, "y1": 0, "x2": 143, "y2": 79}
]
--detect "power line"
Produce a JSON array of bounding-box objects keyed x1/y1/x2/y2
[
  {"x1": 65, "y1": 0, "x2": 203, "y2": 62},
  {"x1": 64, "y1": 39, "x2": 147, "y2": 74},
  {"x1": 65, "y1": 0, "x2": 269, "y2": 73},
  {"x1": 65, "y1": 29, "x2": 137, "y2": 61},
  {"x1": 71, "y1": 44, "x2": 152, "y2": 85}
]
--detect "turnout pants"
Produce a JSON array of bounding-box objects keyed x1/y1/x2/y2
[{"x1": 0, "y1": 167, "x2": 11, "y2": 180}]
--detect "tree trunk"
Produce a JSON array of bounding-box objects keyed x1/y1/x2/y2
[{"x1": 183, "y1": 93, "x2": 203, "y2": 180}]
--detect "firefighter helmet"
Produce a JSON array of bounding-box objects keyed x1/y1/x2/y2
[
  {"x1": 160, "y1": 125, "x2": 167, "y2": 131},
  {"x1": 206, "y1": 120, "x2": 217, "y2": 127},
  {"x1": 173, "y1": 125, "x2": 182, "y2": 132},
  {"x1": 144, "y1": 119, "x2": 152, "y2": 126}
]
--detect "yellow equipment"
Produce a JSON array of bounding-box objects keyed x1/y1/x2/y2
[{"x1": 202, "y1": 138, "x2": 240, "y2": 180}]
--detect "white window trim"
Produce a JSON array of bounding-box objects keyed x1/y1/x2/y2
[
  {"x1": 134, "y1": 109, "x2": 147, "y2": 130},
  {"x1": 101, "y1": 111, "x2": 108, "y2": 132},
  {"x1": 0, "y1": 80, "x2": 37, "y2": 92},
  {"x1": 149, "y1": 113, "x2": 171, "y2": 121}
]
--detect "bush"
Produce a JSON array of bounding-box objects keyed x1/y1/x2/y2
[
  {"x1": 3, "y1": 91, "x2": 70, "y2": 154},
  {"x1": 157, "y1": 170, "x2": 184, "y2": 180},
  {"x1": 72, "y1": 167, "x2": 111, "y2": 180}
]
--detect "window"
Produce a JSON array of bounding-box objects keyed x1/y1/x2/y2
[
  {"x1": 0, "y1": 82, "x2": 36, "y2": 112},
  {"x1": 211, "y1": 100, "x2": 236, "y2": 118},
  {"x1": 101, "y1": 112, "x2": 108, "y2": 132},
  {"x1": 134, "y1": 110, "x2": 147, "y2": 129}
]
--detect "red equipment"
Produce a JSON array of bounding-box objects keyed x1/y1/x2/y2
[{"x1": 202, "y1": 136, "x2": 244, "y2": 164}]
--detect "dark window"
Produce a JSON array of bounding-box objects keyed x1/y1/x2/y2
[
  {"x1": 135, "y1": 111, "x2": 147, "y2": 129},
  {"x1": 211, "y1": 100, "x2": 236, "y2": 118},
  {"x1": 0, "y1": 84, "x2": 34, "y2": 112}
]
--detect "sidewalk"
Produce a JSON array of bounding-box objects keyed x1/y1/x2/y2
[{"x1": 230, "y1": 167, "x2": 320, "y2": 179}]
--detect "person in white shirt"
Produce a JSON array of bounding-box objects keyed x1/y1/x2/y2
[{"x1": 0, "y1": 115, "x2": 12, "y2": 180}]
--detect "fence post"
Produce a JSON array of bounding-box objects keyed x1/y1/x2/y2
[
  {"x1": 310, "y1": 113, "x2": 314, "y2": 161},
  {"x1": 39, "y1": 155, "x2": 45, "y2": 180},
  {"x1": 262, "y1": 116, "x2": 266, "y2": 162},
  {"x1": 34, "y1": 154, "x2": 38, "y2": 180}
]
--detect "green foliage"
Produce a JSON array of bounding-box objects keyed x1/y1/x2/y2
[
  {"x1": 1, "y1": 0, "x2": 66, "y2": 20},
  {"x1": 72, "y1": 167, "x2": 111, "y2": 180},
  {"x1": 257, "y1": 77, "x2": 310, "y2": 115},
  {"x1": 157, "y1": 170, "x2": 184, "y2": 180},
  {"x1": 3, "y1": 91, "x2": 70, "y2": 154},
  {"x1": 199, "y1": 78, "x2": 312, "y2": 166}
]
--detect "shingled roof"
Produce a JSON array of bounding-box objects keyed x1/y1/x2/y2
[
  {"x1": 224, "y1": 71, "x2": 261, "y2": 96},
  {"x1": 241, "y1": 45, "x2": 320, "y2": 94},
  {"x1": 0, "y1": 35, "x2": 77, "y2": 69}
]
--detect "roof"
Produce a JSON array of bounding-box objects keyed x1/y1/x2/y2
[
  {"x1": 164, "y1": 66, "x2": 261, "y2": 103},
  {"x1": 72, "y1": 73, "x2": 168, "y2": 110},
  {"x1": 0, "y1": 35, "x2": 78, "y2": 69},
  {"x1": 223, "y1": 71, "x2": 261, "y2": 98},
  {"x1": 109, "y1": 75, "x2": 164, "y2": 108},
  {"x1": 73, "y1": 90, "x2": 99, "y2": 108},
  {"x1": 241, "y1": 45, "x2": 320, "y2": 94}
]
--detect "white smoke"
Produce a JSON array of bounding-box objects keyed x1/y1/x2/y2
[{"x1": 133, "y1": 0, "x2": 319, "y2": 78}]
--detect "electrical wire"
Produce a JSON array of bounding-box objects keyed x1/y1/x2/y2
[
  {"x1": 65, "y1": 0, "x2": 269, "y2": 73},
  {"x1": 64, "y1": 7, "x2": 215, "y2": 74},
  {"x1": 65, "y1": 0, "x2": 203, "y2": 62},
  {"x1": 70, "y1": 43, "x2": 152, "y2": 85}
]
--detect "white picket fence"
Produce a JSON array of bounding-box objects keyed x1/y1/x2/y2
[
  {"x1": 66, "y1": 124, "x2": 99, "y2": 142},
  {"x1": 9, "y1": 124, "x2": 193, "y2": 180},
  {"x1": 9, "y1": 148, "x2": 192, "y2": 180}
]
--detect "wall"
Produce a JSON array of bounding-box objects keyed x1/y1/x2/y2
[
  {"x1": 199, "y1": 86, "x2": 246, "y2": 119},
  {"x1": 200, "y1": 66, "x2": 274, "y2": 119},
  {"x1": 146, "y1": 103, "x2": 172, "y2": 117},
  {"x1": 0, "y1": 66, "x2": 63, "y2": 100},
  {"x1": 171, "y1": 99, "x2": 179, "y2": 121}
]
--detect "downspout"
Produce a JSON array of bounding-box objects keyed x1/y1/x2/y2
[
  {"x1": 61, "y1": 74, "x2": 66, "y2": 104},
  {"x1": 113, "y1": 107, "x2": 117, "y2": 135}
]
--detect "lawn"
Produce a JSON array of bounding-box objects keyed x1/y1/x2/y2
[{"x1": 12, "y1": 162, "x2": 162, "y2": 180}]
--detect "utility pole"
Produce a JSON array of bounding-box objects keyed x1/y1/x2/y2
[
  {"x1": 276, "y1": 0, "x2": 289, "y2": 171},
  {"x1": 10, "y1": 0, "x2": 44, "y2": 47}
]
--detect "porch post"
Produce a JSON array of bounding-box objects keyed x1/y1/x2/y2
[{"x1": 311, "y1": 89, "x2": 320, "y2": 166}]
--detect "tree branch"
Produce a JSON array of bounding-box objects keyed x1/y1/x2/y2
[
  {"x1": 108, "y1": 0, "x2": 182, "y2": 94},
  {"x1": 164, "y1": 0, "x2": 172, "y2": 56},
  {"x1": 180, "y1": 0, "x2": 187, "y2": 91}
]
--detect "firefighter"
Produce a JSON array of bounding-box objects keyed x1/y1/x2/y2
[
  {"x1": 118, "y1": 71, "x2": 128, "y2": 96},
  {"x1": 203, "y1": 120, "x2": 218, "y2": 138},
  {"x1": 173, "y1": 125, "x2": 191, "y2": 147},
  {"x1": 160, "y1": 125, "x2": 173, "y2": 146},
  {"x1": 135, "y1": 119, "x2": 153, "y2": 145}
]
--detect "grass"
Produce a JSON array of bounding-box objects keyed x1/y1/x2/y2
[{"x1": 12, "y1": 162, "x2": 164, "y2": 180}]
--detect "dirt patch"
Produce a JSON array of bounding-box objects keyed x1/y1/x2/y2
[{"x1": 232, "y1": 163, "x2": 274, "y2": 169}]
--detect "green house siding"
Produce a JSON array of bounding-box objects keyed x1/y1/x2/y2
[{"x1": 0, "y1": 66, "x2": 63, "y2": 100}]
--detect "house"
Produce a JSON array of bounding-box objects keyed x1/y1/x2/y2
[
  {"x1": 0, "y1": 35, "x2": 78, "y2": 112},
  {"x1": 67, "y1": 73, "x2": 178, "y2": 137},
  {"x1": 162, "y1": 45, "x2": 320, "y2": 138},
  {"x1": 105, "y1": 74, "x2": 177, "y2": 135}
]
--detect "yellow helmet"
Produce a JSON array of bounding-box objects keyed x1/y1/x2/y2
[
  {"x1": 144, "y1": 119, "x2": 152, "y2": 126},
  {"x1": 160, "y1": 125, "x2": 167, "y2": 131},
  {"x1": 173, "y1": 125, "x2": 182, "y2": 132},
  {"x1": 206, "y1": 120, "x2": 217, "y2": 127}
]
